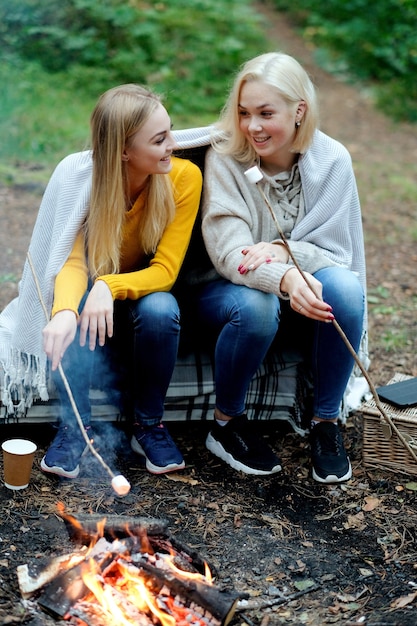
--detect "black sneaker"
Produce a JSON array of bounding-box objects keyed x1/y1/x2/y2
[
  {"x1": 131, "y1": 422, "x2": 185, "y2": 474},
  {"x1": 310, "y1": 421, "x2": 352, "y2": 483},
  {"x1": 41, "y1": 424, "x2": 92, "y2": 479},
  {"x1": 205, "y1": 414, "x2": 282, "y2": 475}
]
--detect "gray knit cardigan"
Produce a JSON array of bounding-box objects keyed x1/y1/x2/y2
[{"x1": 201, "y1": 129, "x2": 368, "y2": 367}]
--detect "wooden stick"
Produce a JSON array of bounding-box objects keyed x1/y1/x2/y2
[{"x1": 245, "y1": 167, "x2": 417, "y2": 464}]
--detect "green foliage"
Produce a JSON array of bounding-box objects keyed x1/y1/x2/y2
[
  {"x1": 367, "y1": 287, "x2": 416, "y2": 352},
  {"x1": 0, "y1": 0, "x2": 264, "y2": 116},
  {"x1": 270, "y1": 0, "x2": 417, "y2": 122},
  {"x1": 0, "y1": 0, "x2": 267, "y2": 173}
]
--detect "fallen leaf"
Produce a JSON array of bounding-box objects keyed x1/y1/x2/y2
[
  {"x1": 295, "y1": 559, "x2": 307, "y2": 572},
  {"x1": 165, "y1": 474, "x2": 199, "y2": 485},
  {"x1": 337, "y1": 587, "x2": 369, "y2": 602},
  {"x1": 328, "y1": 602, "x2": 342, "y2": 615},
  {"x1": 390, "y1": 590, "x2": 417, "y2": 608},
  {"x1": 293, "y1": 579, "x2": 316, "y2": 591},
  {"x1": 362, "y1": 496, "x2": 381, "y2": 511},
  {"x1": 405, "y1": 482, "x2": 417, "y2": 491},
  {"x1": 344, "y1": 512, "x2": 366, "y2": 530},
  {"x1": 358, "y1": 568, "x2": 374, "y2": 577}
]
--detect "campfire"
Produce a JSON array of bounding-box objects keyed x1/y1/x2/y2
[{"x1": 17, "y1": 504, "x2": 245, "y2": 626}]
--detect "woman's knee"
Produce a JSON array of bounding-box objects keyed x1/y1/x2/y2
[
  {"x1": 230, "y1": 288, "x2": 280, "y2": 341},
  {"x1": 131, "y1": 292, "x2": 180, "y2": 329},
  {"x1": 317, "y1": 267, "x2": 364, "y2": 312}
]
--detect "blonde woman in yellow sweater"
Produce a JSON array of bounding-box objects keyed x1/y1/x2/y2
[{"x1": 34, "y1": 84, "x2": 203, "y2": 479}]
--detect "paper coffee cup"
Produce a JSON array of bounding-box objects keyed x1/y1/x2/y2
[{"x1": 2, "y1": 439, "x2": 37, "y2": 490}]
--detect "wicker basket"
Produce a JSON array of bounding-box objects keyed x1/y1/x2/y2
[{"x1": 361, "y1": 373, "x2": 417, "y2": 476}]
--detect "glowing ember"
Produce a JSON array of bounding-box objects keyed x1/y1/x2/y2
[{"x1": 79, "y1": 556, "x2": 213, "y2": 625}]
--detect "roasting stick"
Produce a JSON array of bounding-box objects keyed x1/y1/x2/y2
[
  {"x1": 26, "y1": 252, "x2": 131, "y2": 495},
  {"x1": 244, "y1": 166, "x2": 417, "y2": 463}
]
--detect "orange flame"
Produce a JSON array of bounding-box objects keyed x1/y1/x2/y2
[
  {"x1": 79, "y1": 551, "x2": 214, "y2": 624},
  {"x1": 160, "y1": 553, "x2": 213, "y2": 585},
  {"x1": 81, "y1": 558, "x2": 178, "y2": 625}
]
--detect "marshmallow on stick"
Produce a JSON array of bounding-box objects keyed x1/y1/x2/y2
[
  {"x1": 244, "y1": 165, "x2": 264, "y2": 184},
  {"x1": 111, "y1": 474, "x2": 132, "y2": 496}
]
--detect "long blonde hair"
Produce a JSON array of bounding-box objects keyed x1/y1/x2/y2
[
  {"x1": 213, "y1": 52, "x2": 319, "y2": 161},
  {"x1": 86, "y1": 84, "x2": 175, "y2": 279}
]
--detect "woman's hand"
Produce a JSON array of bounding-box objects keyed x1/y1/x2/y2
[
  {"x1": 42, "y1": 310, "x2": 78, "y2": 371},
  {"x1": 238, "y1": 242, "x2": 288, "y2": 274},
  {"x1": 79, "y1": 280, "x2": 114, "y2": 350},
  {"x1": 281, "y1": 268, "x2": 334, "y2": 322}
]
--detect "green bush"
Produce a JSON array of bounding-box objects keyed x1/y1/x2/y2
[
  {"x1": 0, "y1": 0, "x2": 267, "y2": 173},
  {"x1": 0, "y1": 0, "x2": 265, "y2": 115},
  {"x1": 271, "y1": 0, "x2": 417, "y2": 122}
]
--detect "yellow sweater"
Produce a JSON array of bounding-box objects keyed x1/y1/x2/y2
[{"x1": 52, "y1": 157, "x2": 202, "y2": 316}]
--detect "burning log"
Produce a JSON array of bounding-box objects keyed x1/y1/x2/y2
[
  {"x1": 58, "y1": 506, "x2": 216, "y2": 578},
  {"x1": 124, "y1": 557, "x2": 243, "y2": 625},
  {"x1": 17, "y1": 550, "x2": 88, "y2": 599},
  {"x1": 34, "y1": 537, "x2": 129, "y2": 618},
  {"x1": 37, "y1": 560, "x2": 92, "y2": 619},
  {"x1": 56, "y1": 503, "x2": 169, "y2": 544},
  {"x1": 18, "y1": 513, "x2": 246, "y2": 625}
]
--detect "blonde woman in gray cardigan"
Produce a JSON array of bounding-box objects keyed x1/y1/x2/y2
[{"x1": 198, "y1": 52, "x2": 366, "y2": 483}]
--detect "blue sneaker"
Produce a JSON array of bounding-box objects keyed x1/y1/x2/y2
[
  {"x1": 131, "y1": 422, "x2": 185, "y2": 474},
  {"x1": 41, "y1": 424, "x2": 92, "y2": 479}
]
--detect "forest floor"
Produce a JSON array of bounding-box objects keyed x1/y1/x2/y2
[{"x1": 1, "y1": 2, "x2": 417, "y2": 625}]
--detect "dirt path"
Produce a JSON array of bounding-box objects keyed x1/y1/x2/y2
[{"x1": 1, "y1": 4, "x2": 417, "y2": 626}]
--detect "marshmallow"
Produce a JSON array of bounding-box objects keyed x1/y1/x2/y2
[
  {"x1": 111, "y1": 474, "x2": 131, "y2": 496},
  {"x1": 244, "y1": 166, "x2": 263, "y2": 184}
]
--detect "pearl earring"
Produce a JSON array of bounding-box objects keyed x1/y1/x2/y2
[{"x1": 295, "y1": 120, "x2": 301, "y2": 128}]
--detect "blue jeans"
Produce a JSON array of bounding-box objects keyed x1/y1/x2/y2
[
  {"x1": 196, "y1": 266, "x2": 365, "y2": 420},
  {"x1": 52, "y1": 291, "x2": 180, "y2": 427}
]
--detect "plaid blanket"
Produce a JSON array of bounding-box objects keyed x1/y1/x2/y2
[{"x1": 1, "y1": 344, "x2": 312, "y2": 436}]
